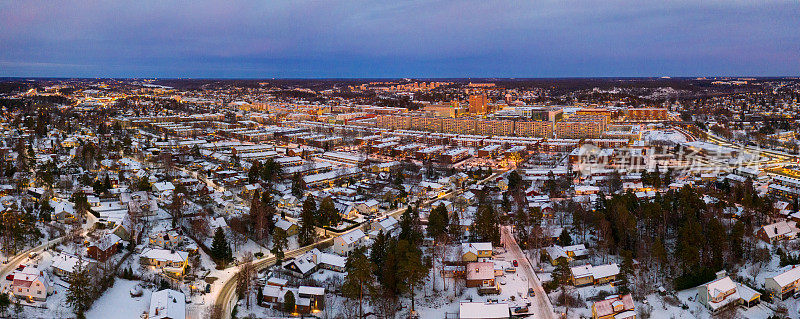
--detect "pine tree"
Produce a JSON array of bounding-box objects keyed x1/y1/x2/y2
[
  {"x1": 283, "y1": 290, "x2": 296, "y2": 313},
  {"x1": 319, "y1": 197, "x2": 339, "y2": 227},
  {"x1": 395, "y1": 239, "x2": 427, "y2": 312},
  {"x1": 342, "y1": 247, "x2": 376, "y2": 319},
  {"x1": 66, "y1": 260, "x2": 93, "y2": 315},
  {"x1": 298, "y1": 196, "x2": 317, "y2": 246},
  {"x1": 370, "y1": 231, "x2": 387, "y2": 280},
  {"x1": 211, "y1": 228, "x2": 232, "y2": 264},
  {"x1": 427, "y1": 204, "x2": 449, "y2": 240},
  {"x1": 399, "y1": 207, "x2": 422, "y2": 246},
  {"x1": 558, "y1": 228, "x2": 572, "y2": 246},
  {"x1": 272, "y1": 228, "x2": 288, "y2": 266}
]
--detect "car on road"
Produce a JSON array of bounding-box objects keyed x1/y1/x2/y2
[
  {"x1": 505, "y1": 267, "x2": 516, "y2": 273},
  {"x1": 528, "y1": 288, "x2": 535, "y2": 297},
  {"x1": 514, "y1": 306, "x2": 529, "y2": 314},
  {"x1": 513, "y1": 260, "x2": 518, "y2": 267}
]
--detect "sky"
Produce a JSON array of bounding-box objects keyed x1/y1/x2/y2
[{"x1": 1, "y1": 0, "x2": 798, "y2": 78}]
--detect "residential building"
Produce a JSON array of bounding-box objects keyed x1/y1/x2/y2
[{"x1": 591, "y1": 294, "x2": 635, "y2": 319}]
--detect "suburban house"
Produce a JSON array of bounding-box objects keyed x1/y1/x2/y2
[
  {"x1": 298, "y1": 286, "x2": 326, "y2": 313},
  {"x1": 333, "y1": 229, "x2": 367, "y2": 256},
  {"x1": 149, "y1": 229, "x2": 183, "y2": 249},
  {"x1": 355, "y1": 199, "x2": 380, "y2": 215},
  {"x1": 570, "y1": 263, "x2": 620, "y2": 287},
  {"x1": 591, "y1": 294, "x2": 635, "y2": 319},
  {"x1": 462, "y1": 242, "x2": 493, "y2": 262},
  {"x1": 283, "y1": 248, "x2": 346, "y2": 278},
  {"x1": 261, "y1": 285, "x2": 325, "y2": 314},
  {"x1": 369, "y1": 216, "x2": 399, "y2": 237},
  {"x1": 149, "y1": 289, "x2": 186, "y2": 319},
  {"x1": 275, "y1": 218, "x2": 299, "y2": 236},
  {"x1": 51, "y1": 199, "x2": 77, "y2": 223},
  {"x1": 757, "y1": 221, "x2": 800, "y2": 243},
  {"x1": 10, "y1": 265, "x2": 54, "y2": 302},
  {"x1": 698, "y1": 274, "x2": 761, "y2": 313},
  {"x1": 542, "y1": 244, "x2": 589, "y2": 265},
  {"x1": 465, "y1": 262, "x2": 495, "y2": 288},
  {"x1": 765, "y1": 265, "x2": 800, "y2": 300},
  {"x1": 140, "y1": 248, "x2": 189, "y2": 277},
  {"x1": 458, "y1": 302, "x2": 510, "y2": 319},
  {"x1": 87, "y1": 233, "x2": 122, "y2": 262},
  {"x1": 50, "y1": 253, "x2": 93, "y2": 277}
]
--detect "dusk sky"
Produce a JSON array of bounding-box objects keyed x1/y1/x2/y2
[{"x1": 1, "y1": 0, "x2": 798, "y2": 78}]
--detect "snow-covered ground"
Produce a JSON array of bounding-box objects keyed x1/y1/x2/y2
[{"x1": 86, "y1": 279, "x2": 153, "y2": 319}]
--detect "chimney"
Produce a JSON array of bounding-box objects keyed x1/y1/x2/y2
[{"x1": 716, "y1": 270, "x2": 727, "y2": 279}]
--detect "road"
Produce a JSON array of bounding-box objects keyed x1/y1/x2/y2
[
  {"x1": 502, "y1": 225, "x2": 556, "y2": 319},
  {"x1": 214, "y1": 169, "x2": 511, "y2": 318},
  {"x1": 213, "y1": 238, "x2": 333, "y2": 318},
  {"x1": 0, "y1": 236, "x2": 66, "y2": 292}
]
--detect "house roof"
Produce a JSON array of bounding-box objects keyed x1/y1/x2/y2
[
  {"x1": 770, "y1": 265, "x2": 800, "y2": 287},
  {"x1": 462, "y1": 242, "x2": 493, "y2": 257},
  {"x1": 141, "y1": 248, "x2": 188, "y2": 263},
  {"x1": 338, "y1": 229, "x2": 366, "y2": 245},
  {"x1": 149, "y1": 289, "x2": 186, "y2": 319},
  {"x1": 761, "y1": 221, "x2": 799, "y2": 239},
  {"x1": 459, "y1": 302, "x2": 509, "y2": 319},
  {"x1": 703, "y1": 276, "x2": 740, "y2": 310},
  {"x1": 466, "y1": 262, "x2": 494, "y2": 281},
  {"x1": 592, "y1": 294, "x2": 634, "y2": 317},
  {"x1": 299, "y1": 286, "x2": 325, "y2": 296},
  {"x1": 570, "y1": 263, "x2": 620, "y2": 279}
]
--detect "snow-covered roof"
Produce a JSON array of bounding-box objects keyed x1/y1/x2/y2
[
  {"x1": 149, "y1": 289, "x2": 186, "y2": 319},
  {"x1": 140, "y1": 248, "x2": 188, "y2": 263},
  {"x1": 338, "y1": 229, "x2": 366, "y2": 245},
  {"x1": 703, "y1": 276, "x2": 739, "y2": 310},
  {"x1": 299, "y1": 286, "x2": 325, "y2": 296},
  {"x1": 770, "y1": 266, "x2": 800, "y2": 287},
  {"x1": 462, "y1": 242, "x2": 493, "y2": 256},
  {"x1": 570, "y1": 263, "x2": 620, "y2": 279},
  {"x1": 459, "y1": 302, "x2": 509, "y2": 319}
]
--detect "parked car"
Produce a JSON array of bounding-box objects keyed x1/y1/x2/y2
[
  {"x1": 514, "y1": 306, "x2": 529, "y2": 313},
  {"x1": 528, "y1": 288, "x2": 536, "y2": 297},
  {"x1": 505, "y1": 267, "x2": 516, "y2": 273},
  {"x1": 512, "y1": 260, "x2": 518, "y2": 267}
]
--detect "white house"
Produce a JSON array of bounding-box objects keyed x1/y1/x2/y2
[
  {"x1": 10, "y1": 265, "x2": 54, "y2": 302},
  {"x1": 333, "y1": 229, "x2": 367, "y2": 256}
]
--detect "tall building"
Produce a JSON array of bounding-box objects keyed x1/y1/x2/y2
[{"x1": 468, "y1": 94, "x2": 489, "y2": 114}]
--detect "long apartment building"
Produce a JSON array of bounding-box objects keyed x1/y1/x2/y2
[
  {"x1": 556, "y1": 114, "x2": 608, "y2": 139},
  {"x1": 376, "y1": 115, "x2": 556, "y2": 138}
]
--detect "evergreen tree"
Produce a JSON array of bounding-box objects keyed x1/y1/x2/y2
[
  {"x1": 558, "y1": 228, "x2": 572, "y2": 246},
  {"x1": 342, "y1": 247, "x2": 376, "y2": 319},
  {"x1": 471, "y1": 204, "x2": 500, "y2": 245},
  {"x1": 283, "y1": 291, "x2": 296, "y2": 313},
  {"x1": 66, "y1": 261, "x2": 93, "y2": 315},
  {"x1": 319, "y1": 197, "x2": 340, "y2": 227},
  {"x1": 298, "y1": 196, "x2": 317, "y2": 246},
  {"x1": 291, "y1": 172, "x2": 305, "y2": 198},
  {"x1": 211, "y1": 228, "x2": 232, "y2": 264},
  {"x1": 427, "y1": 204, "x2": 449, "y2": 240},
  {"x1": 272, "y1": 228, "x2": 288, "y2": 266},
  {"x1": 399, "y1": 207, "x2": 422, "y2": 246},
  {"x1": 370, "y1": 231, "x2": 387, "y2": 280},
  {"x1": 395, "y1": 239, "x2": 427, "y2": 312}
]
